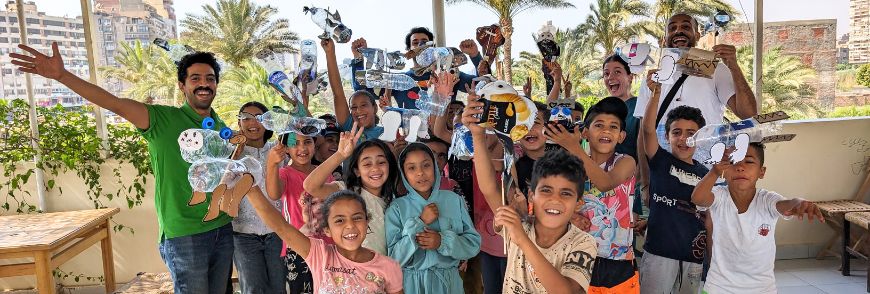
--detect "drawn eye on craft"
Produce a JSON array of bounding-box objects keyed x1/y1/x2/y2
[{"x1": 178, "y1": 129, "x2": 204, "y2": 152}]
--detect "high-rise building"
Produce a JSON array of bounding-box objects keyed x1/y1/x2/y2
[
  {"x1": 0, "y1": 1, "x2": 88, "y2": 106},
  {"x1": 93, "y1": 0, "x2": 176, "y2": 95},
  {"x1": 849, "y1": 0, "x2": 870, "y2": 64}
]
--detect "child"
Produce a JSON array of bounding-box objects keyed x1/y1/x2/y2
[
  {"x1": 638, "y1": 75, "x2": 710, "y2": 294},
  {"x1": 421, "y1": 137, "x2": 460, "y2": 193},
  {"x1": 303, "y1": 123, "x2": 400, "y2": 255},
  {"x1": 323, "y1": 38, "x2": 383, "y2": 142},
  {"x1": 692, "y1": 143, "x2": 823, "y2": 293},
  {"x1": 546, "y1": 96, "x2": 639, "y2": 293},
  {"x1": 463, "y1": 100, "x2": 598, "y2": 294},
  {"x1": 516, "y1": 101, "x2": 550, "y2": 194},
  {"x1": 385, "y1": 142, "x2": 481, "y2": 294},
  {"x1": 265, "y1": 132, "x2": 320, "y2": 293},
  {"x1": 246, "y1": 187, "x2": 404, "y2": 293}
]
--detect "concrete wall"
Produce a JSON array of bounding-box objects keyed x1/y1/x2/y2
[{"x1": 1, "y1": 117, "x2": 869, "y2": 290}]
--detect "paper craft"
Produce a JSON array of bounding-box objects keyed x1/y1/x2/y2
[
  {"x1": 617, "y1": 43, "x2": 654, "y2": 74},
  {"x1": 379, "y1": 107, "x2": 430, "y2": 142},
  {"x1": 686, "y1": 111, "x2": 792, "y2": 164},
  {"x1": 476, "y1": 24, "x2": 505, "y2": 64},
  {"x1": 474, "y1": 80, "x2": 537, "y2": 142},
  {"x1": 677, "y1": 48, "x2": 717, "y2": 79},
  {"x1": 653, "y1": 48, "x2": 682, "y2": 84},
  {"x1": 535, "y1": 21, "x2": 560, "y2": 62}
]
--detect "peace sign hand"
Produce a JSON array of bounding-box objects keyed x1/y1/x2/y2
[
  {"x1": 10, "y1": 42, "x2": 66, "y2": 80},
  {"x1": 337, "y1": 122, "x2": 364, "y2": 159}
]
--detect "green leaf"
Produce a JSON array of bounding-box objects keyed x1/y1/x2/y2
[{"x1": 46, "y1": 179, "x2": 55, "y2": 189}]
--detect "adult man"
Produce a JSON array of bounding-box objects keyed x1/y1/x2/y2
[
  {"x1": 10, "y1": 43, "x2": 234, "y2": 293},
  {"x1": 350, "y1": 27, "x2": 485, "y2": 109},
  {"x1": 635, "y1": 13, "x2": 757, "y2": 150}
]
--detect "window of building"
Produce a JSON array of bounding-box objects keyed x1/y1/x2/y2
[
  {"x1": 11, "y1": 37, "x2": 19, "y2": 43},
  {"x1": 0, "y1": 37, "x2": 7, "y2": 43},
  {"x1": 0, "y1": 27, "x2": 6, "y2": 33},
  {"x1": 26, "y1": 28, "x2": 40, "y2": 35},
  {"x1": 8, "y1": 17, "x2": 17, "y2": 23},
  {"x1": 43, "y1": 20, "x2": 65, "y2": 27},
  {"x1": 10, "y1": 27, "x2": 18, "y2": 33},
  {"x1": 25, "y1": 18, "x2": 39, "y2": 25},
  {"x1": 30, "y1": 39, "x2": 41, "y2": 45}
]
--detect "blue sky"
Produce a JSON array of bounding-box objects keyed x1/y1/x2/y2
[{"x1": 24, "y1": 0, "x2": 852, "y2": 67}]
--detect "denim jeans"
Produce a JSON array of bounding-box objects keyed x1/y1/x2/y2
[
  {"x1": 479, "y1": 252, "x2": 507, "y2": 294},
  {"x1": 158, "y1": 223, "x2": 234, "y2": 294},
  {"x1": 232, "y1": 232, "x2": 287, "y2": 294}
]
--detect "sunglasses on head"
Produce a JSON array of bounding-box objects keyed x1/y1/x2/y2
[{"x1": 237, "y1": 112, "x2": 264, "y2": 121}]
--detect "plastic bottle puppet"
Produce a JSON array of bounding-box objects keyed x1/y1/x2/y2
[
  {"x1": 476, "y1": 24, "x2": 505, "y2": 65},
  {"x1": 686, "y1": 111, "x2": 795, "y2": 164},
  {"x1": 616, "y1": 43, "x2": 655, "y2": 74},
  {"x1": 178, "y1": 118, "x2": 263, "y2": 222},
  {"x1": 295, "y1": 39, "x2": 319, "y2": 91},
  {"x1": 472, "y1": 75, "x2": 537, "y2": 142},
  {"x1": 255, "y1": 49, "x2": 307, "y2": 116},
  {"x1": 358, "y1": 47, "x2": 407, "y2": 71},
  {"x1": 379, "y1": 106, "x2": 430, "y2": 143},
  {"x1": 412, "y1": 47, "x2": 455, "y2": 76},
  {"x1": 547, "y1": 98, "x2": 578, "y2": 132},
  {"x1": 448, "y1": 123, "x2": 474, "y2": 161},
  {"x1": 153, "y1": 38, "x2": 194, "y2": 65},
  {"x1": 258, "y1": 111, "x2": 328, "y2": 141},
  {"x1": 303, "y1": 6, "x2": 352, "y2": 43},
  {"x1": 535, "y1": 21, "x2": 560, "y2": 93}
]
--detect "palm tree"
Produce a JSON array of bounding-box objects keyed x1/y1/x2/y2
[
  {"x1": 212, "y1": 59, "x2": 287, "y2": 126},
  {"x1": 446, "y1": 0, "x2": 574, "y2": 82},
  {"x1": 512, "y1": 29, "x2": 600, "y2": 99},
  {"x1": 180, "y1": 0, "x2": 298, "y2": 67},
  {"x1": 99, "y1": 40, "x2": 180, "y2": 105},
  {"x1": 736, "y1": 46, "x2": 821, "y2": 119},
  {"x1": 643, "y1": 0, "x2": 738, "y2": 44},
  {"x1": 577, "y1": 0, "x2": 650, "y2": 55}
]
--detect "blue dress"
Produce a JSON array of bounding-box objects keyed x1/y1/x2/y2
[{"x1": 385, "y1": 143, "x2": 481, "y2": 294}]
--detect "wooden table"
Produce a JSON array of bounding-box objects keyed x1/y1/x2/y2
[{"x1": 0, "y1": 208, "x2": 120, "y2": 294}]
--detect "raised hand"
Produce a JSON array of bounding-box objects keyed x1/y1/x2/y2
[
  {"x1": 351, "y1": 38, "x2": 368, "y2": 59},
  {"x1": 546, "y1": 60, "x2": 563, "y2": 79},
  {"x1": 523, "y1": 77, "x2": 532, "y2": 98},
  {"x1": 461, "y1": 98, "x2": 486, "y2": 135},
  {"x1": 459, "y1": 39, "x2": 479, "y2": 58},
  {"x1": 419, "y1": 203, "x2": 439, "y2": 225},
  {"x1": 432, "y1": 71, "x2": 457, "y2": 98},
  {"x1": 337, "y1": 122, "x2": 364, "y2": 159},
  {"x1": 544, "y1": 123, "x2": 582, "y2": 153},
  {"x1": 10, "y1": 42, "x2": 66, "y2": 80},
  {"x1": 266, "y1": 141, "x2": 288, "y2": 166},
  {"x1": 378, "y1": 89, "x2": 393, "y2": 112},
  {"x1": 320, "y1": 38, "x2": 336, "y2": 54},
  {"x1": 563, "y1": 74, "x2": 573, "y2": 98}
]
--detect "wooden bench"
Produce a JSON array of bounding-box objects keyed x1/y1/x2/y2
[
  {"x1": 843, "y1": 211, "x2": 870, "y2": 293},
  {"x1": 816, "y1": 157, "x2": 870, "y2": 260}
]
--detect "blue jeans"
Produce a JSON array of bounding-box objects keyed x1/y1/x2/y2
[
  {"x1": 232, "y1": 232, "x2": 287, "y2": 294},
  {"x1": 479, "y1": 252, "x2": 507, "y2": 294},
  {"x1": 158, "y1": 223, "x2": 234, "y2": 294}
]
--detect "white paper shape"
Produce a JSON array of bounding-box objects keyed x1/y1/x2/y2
[
  {"x1": 654, "y1": 48, "x2": 682, "y2": 84},
  {"x1": 378, "y1": 111, "x2": 402, "y2": 142},
  {"x1": 406, "y1": 116, "x2": 422, "y2": 142}
]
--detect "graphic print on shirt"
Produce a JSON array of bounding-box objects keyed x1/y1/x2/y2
[
  {"x1": 582, "y1": 175, "x2": 635, "y2": 260},
  {"x1": 670, "y1": 165, "x2": 702, "y2": 186},
  {"x1": 317, "y1": 265, "x2": 388, "y2": 293},
  {"x1": 758, "y1": 224, "x2": 770, "y2": 236}
]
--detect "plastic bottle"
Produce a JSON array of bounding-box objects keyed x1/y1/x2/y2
[
  {"x1": 415, "y1": 89, "x2": 448, "y2": 116},
  {"x1": 188, "y1": 156, "x2": 263, "y2": 193},
  {"x1": 448, "y1": 124, "x2": 474, "y2": 160},
  {"x1": 386, "y1": 51, "x2": 407, "y2": 70},
  {"x1": 299, "y1": 39, "x2": 318, "y2": 72},
  {"x1": 358, "y1": 48, "x2": 385, "y2": 70},
  {"x1": 258, "y1": 111, "x2": 327, "y2": 136},
  {"x1": 256, "y1": 50, "x2": 304, "y2": 105},
  {"x1": 686, "y1": 118, "x2": 783, "y2": 162},
  {"x1": 415, "y1": 47, "x2": 453, "y2": 72},
  {"x1": 178, "y1": 129, "x2": 234, "y2": 163},
  {"x1": 384, "y1": 107, "x2": 429, "y2": 141},
  {"x1": 153, "y1": 38, "x2": 194, "y2": 63},
  {"x1": 364, "y1": 71, "x2": 417, "y2": 91},
  {"x1": 303, "y1": 6, "x2": 352, "y2": 43}
]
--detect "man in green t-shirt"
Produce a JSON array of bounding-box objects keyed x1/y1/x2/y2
[{"x1": 11, "y1": 42, "x2": 234, "y2": 293}]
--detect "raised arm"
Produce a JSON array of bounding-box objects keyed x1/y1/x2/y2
[
  {"x1": 641, "y1": 71, "x2": 662, "y2": 159},
  {"x1": 546, "y1": 61, "x2": 563, "y2": 103},
  {"x1": 303, "y1": 123, "x2": 363, "y2": 198},
  {"x1": 10, "y1": 42, "x2": 149, "y2": 129},
  {"x1": 463, "y1": 99, "x2": 504, "y2": 214},
  {"x1": 246, "y1": 185, "x2": 310, "y2": 257},
  {"x1": 713, "y1": 44, "x2": 757, "y2": 119},
  {"x1": 322, "y1": 39, "x2": 350, "y2": 126},
  {"x1": 692, "y1": 152, "x2": 731, "y2": 206},
  {"x1": 265, "y1": 143, "x2": 288, "y2": 201}
]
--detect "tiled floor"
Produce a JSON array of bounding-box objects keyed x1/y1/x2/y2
[{"x1": 776, "y1": 258, "x2": 869, "y2": 293}]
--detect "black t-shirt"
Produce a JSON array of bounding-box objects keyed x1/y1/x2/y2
[
  {"x1": 516, "y1": 154, "x2": 537, "y2": 196},
  {"x1": 449, "y1": 157, "x2": 474, "y2": 213},
  {"x1": 643, "y1": 146, "x2": 709, "y2": 263}
]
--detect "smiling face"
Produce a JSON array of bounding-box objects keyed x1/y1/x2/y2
[
  {"x1": 402, "y1": 150, "x2": 436, "y2": 197},
  {"x1": 323, "y1": 198, "x2": 369, "y2": 251},
  {"x1": 530, "y1": 175, "x2": 582, "y2": 230},
  {"x1": 521, "y1": 112, "x2": 547, "y2": 152},
  {"x1": 424, "y1": 141, "x2": 449, "y2": 174},
  {"x1": 724, "y1": 146, "x2": 766, "y2": 190},
  {"x1": 666, "y1": 119, "x2": 700, "y2": 162},
  {"x1": 315, "y1": 134, "x2": 339, "y2": 162},
  {"x1": 350, "y1": 94, "x2": 376, "y2": 128},
  {"x1": 409, "y1": 33, "x2": 431, "y2": 50},
  {"x1": 179, "y1": 63, "x2": 217, "y2": 110},
  {"x1": 238, "y1": 106, "x2": 265, "y2": 143},
  {"x1": 583, "y1": 113, "x2": 626, "y2": 155},
  {"x1": 289, "y1": 135, "x2": 315, "y2": 166},
  {"x1": 603, "y1": 61, "x2": 633, "y2": 99},
  {"x1": 666, "y1": 14, "x2": 699, "y2": 48},
  {"x1": 354, "y1": 146, "x2": 389, "y2": 191}
]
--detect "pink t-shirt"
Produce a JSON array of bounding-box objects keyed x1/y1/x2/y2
[
  {"x1": 279, "y1": 166, "x2": 333, "y2": 256},
  {"x1": 473, "y1": 168, "x2": 506, "y2": 257},
  {"x1": 307, "y1": 238, "x2": 403, "y2": 293}
]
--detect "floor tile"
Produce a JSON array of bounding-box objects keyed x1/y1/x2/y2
[
  {"x1": 777, "y1": 271, "x2": 811, "y2": 287},
  {"x1": 777, "y1": 285, "x2": 827, "y2": 294},
  {"x1": 815, "y1": 283, "x2": 868, "y2": 294}
]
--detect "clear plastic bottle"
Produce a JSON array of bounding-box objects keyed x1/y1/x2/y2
[
  {"x1": 258, "y1": 111, "x2": 327, "y2": 136},
  {"x1": 415, "y1": 47, "x2": 453, "y2": 72},
  {"x1": 153, "y1": 38, "x2": 194, "y2": 63},
  {"x1": 256, "y1": 50, "x2": 304, "y2": 106},
  {"x1": 298, "y1": 39, "x2": 318, "y2": 73},
  {"x1": 384, "y1": 107, "x2": 430, "y2": 141},
  {"x1": 358, "y1": 48, "x2": 385, "y2": 70},
  {"x1": 188, "y1": 156, "x2": 263, "y2": 193},
  {"x1": 303, "y1": 6, "x2": 352, "y2": 43},
  {"x1": 415, "y1": 89, "x2": 448, "y2": 116},
  {"x1": 686, "y1": 118, "x2": 783, "y2": 162},
  {"x1": 178, "y1": 129, "x2": 234, "y2": 163},
  {"x1": 448, "y1": 124, "x2": 474, "y2": 160},
  {"x1": 364, "y1": 71, "x2": 417, "y2": 91}
]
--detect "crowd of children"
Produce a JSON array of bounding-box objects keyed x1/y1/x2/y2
[{"x1": 9, "y1": 10, "x2": 829, "y2": 294}]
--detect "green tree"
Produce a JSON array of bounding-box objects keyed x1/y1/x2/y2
[
  {"x1": 577, "y1": 0, "x2": 650, "y2": 55},
  {"x1": 643, "y1": 0, "x2": 738, "y2": 44},
  {"x1": 737, "y1": 46, "x2": 821, "y2": 119},
  {"x1": 181, "y1": 0, "x2": 298, "y2": 67},
  {"x1": 512, "y1": 29, "x2": 601, "y2": 99},
  {"x1": 446, "y1": 0, "x2": 574, "y2": 82},
  {"x1": 98, "y1": 40, "x2": 180, "y2": 105},
  {"x1": 212, "y1": 59, "x2": 287, "y2": 125},
  {"x1": 857, "y1": 63, "x2": 870, "y2": 88}
]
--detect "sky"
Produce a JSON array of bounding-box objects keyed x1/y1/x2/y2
[{"x1": 20, "y1": 0, "x2": 853, "y2": 69}]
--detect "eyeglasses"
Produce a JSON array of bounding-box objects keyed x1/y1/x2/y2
[{"x1": 237, "y1": 112, "x2": 264, "y2": 121}]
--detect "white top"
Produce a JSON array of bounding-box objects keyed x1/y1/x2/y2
[
  {"x1": 702, "y1": 186, "x2": 786, "y2": 294},
  {"x1": 635, "y1": 62, "x2": 736, "y2": 125},
  {"x1": 335, "y1": 181, "x2": 388, "y2": 255},
  {"x1": 233, "y1": 141, "x2": 283, "y2": 235}
]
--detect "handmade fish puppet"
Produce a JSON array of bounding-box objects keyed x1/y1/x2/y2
[
  {"x1": 303, "y1": 6, "x2": 352, "y2": 43},
  {"x1": 476, "y1": 24, "x2": 505, "y2": 64},
  {"x1": 379, "y1": 107, "x2": 430, "y2": 143},
  {"x1": 473, "y1": 77, "x2": 537, "y2": 142},
  {"x1": 534, "y1": 21, "x2": 560, "y2": 62},
  {"x1": 616, "y1": 43, "x2": 655, "y2": 74},
  {"x1": 257, "y1": 111, "x2": 328, "y2": 139},
  {"x1": 412, "y1": 47, "x2": 454, "y2": 76},
  {"x1": 676, "y1": 48, "x2": 717, "y2": 79},
  {"x1": 686, "y1": 111, "x2": 793, "y2": 165},
  {"x1": 547, "y1": 98, "x2": 577, "y2": 133},
  {"x1": 178, "y1": 119, "x2": 263, "y2": 222}
]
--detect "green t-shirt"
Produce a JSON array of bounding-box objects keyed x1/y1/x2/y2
[{"x1": 139, "y1": 103, "x2": 232, "y2": 240}]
